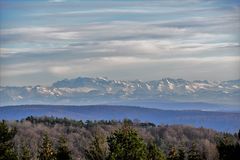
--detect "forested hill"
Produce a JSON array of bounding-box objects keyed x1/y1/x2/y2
[
  {"x1": 1, "y1": 105, "x2": 240, "y2": 133},
  {"x1": 1, "y1": 117, "x2": 240, "y2": 160}
]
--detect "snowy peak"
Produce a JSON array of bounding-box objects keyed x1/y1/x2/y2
[{"x1": 0, "y1": 77, "x2": 240, "y2": 106}]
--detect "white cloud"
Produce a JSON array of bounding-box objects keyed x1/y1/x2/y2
[
  {"x1": 1, "y1": 0, "x2": 239, "y2": 85},
  {"x1": 1, "y1": 68, "x2": 42, "y2": 77},
  {"x1": 49, "y1": 0, "x2": 65, "y2": 2},
  {"x1": 48, "y1": 66, "x2": 72, "y2": 75},
  {"x1": 1, "y1": 55, "x2": 239, "y2": 86}
]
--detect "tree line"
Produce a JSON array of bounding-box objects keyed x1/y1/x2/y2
[{"x1": 1, "y1": 117, "x2": 240, "y2": 160}]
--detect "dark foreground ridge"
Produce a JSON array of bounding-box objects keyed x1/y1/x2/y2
[{"x1": 1, "y1": 104, "x2": 240, "y2": 133}]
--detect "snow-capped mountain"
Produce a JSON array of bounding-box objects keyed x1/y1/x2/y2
[{"x1": 0, "y1": 77, "x2": 239, "y2": 106}]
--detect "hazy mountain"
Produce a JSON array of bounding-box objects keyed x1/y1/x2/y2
[
  {"x1": 1, "y1": 105, "x2": 240, "y2": 133},
  {"x1": 0, "y1": 77, "x2": 239, "y2": 108}
]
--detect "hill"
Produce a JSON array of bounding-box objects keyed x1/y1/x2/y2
[{"x1": 1, "y1": 105, "x2": 240, "y2": 133}]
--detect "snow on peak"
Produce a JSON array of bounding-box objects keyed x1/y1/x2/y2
[{"x1": 1, "y1": 77, "x2": 239, "y2": 105}]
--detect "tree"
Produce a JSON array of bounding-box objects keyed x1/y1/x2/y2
[
  {"x1": 107, "y1": 126, "x2": 147, "y2": 160},
  {"x1": 38, "y1": 134, "x2": 56, "y2": 160},
  {"x1": 187, "y1": 143, "x2": 201, "y2": 160},
  {"x1": 217, "y1": 136, "x2": 240, "y2": 160},
  {"x1": 85, "y1": 133, "x2": 108, "y2": 160},
  {"x1": 56, "y1": 136, "x2": 72, "y2": 160},
  {"x1": 167, "y1": 147, "x2": 178, "y2": 160},
  {"x1": 177, "y1": 148, "x2": 185, "y2": 160},
  {"x1": 147, "y1": 143, "x2": 166, "y2": 160},
  {"x1": 0, "y1": 120, "x2": 18, "y2": 160},
  {"x1": 167, "y1": 146, "x2": 185, "y2": 160},
  {"x1": 238, "y1": 129, "x2": 240, "y2": 140},
  {"x1": 19, "y1": 145, "x2": 31, "y2": 160}
]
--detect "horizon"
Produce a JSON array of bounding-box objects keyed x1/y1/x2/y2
[
  {"x1": 1, "y1": 75, "x2": 240, "y2": 87},
  {"x1": 1, "y1": 75, "x2": 239, "y2": 107},
  {"x1": 1, "y1": 0, "x2": 240, "y2": 86}
]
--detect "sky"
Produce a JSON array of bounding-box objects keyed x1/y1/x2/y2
[{"x1": 0, "y1": 0, "x2": 239, "y2": 86}]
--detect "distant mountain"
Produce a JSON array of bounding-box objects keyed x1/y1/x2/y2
[
  {"x1": 0, "y1": 105, "x2": 240, "y2": 133},
  {"x1": 0, "y1": 77, "x2": 239, "y2": 107}
]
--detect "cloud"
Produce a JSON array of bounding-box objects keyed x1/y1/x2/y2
[
  {"x1": 1, "y1": 68, "x2": 42, "y2": 77},
  {"x1": 0, "y1": 0, "x2": 239, "y2": 85},
  {"x1": 49, "y1": 0, "x2": 66, "y2": 3},
  {"x1": 48, "y1": 66, "x2": 71, "y2": 75},
  {"x1": 1, "y1": 19, "x2": 238, "y2": 59},
  {"x1": 32, "y1": 7, "x2": 214, "y2": 17},
  {"x1": 1, "y1": 54, "x2": 239, "y2": 86},
  {"x1": 2, "y1": 55, "x2": 239, "y2": 75}
]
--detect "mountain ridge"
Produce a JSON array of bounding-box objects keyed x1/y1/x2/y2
[
  {"x1": 1, "y1": 104, "x2": 240, "y2": 133},
  {"x1": 1, "y1": 76, "x2": 239, "y2": 107}
]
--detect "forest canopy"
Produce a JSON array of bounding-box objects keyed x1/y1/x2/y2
[{"x1": 0, "y1": 116, "x2": 240, "y2": 160}]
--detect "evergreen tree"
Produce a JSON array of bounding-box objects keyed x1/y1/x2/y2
[
  {"x1": 56, "y1": 136, "x2": 72, "y2": 160},
  {"x1": 85, "y1": 133, "x2": 108, "y2": 160},
  {"x1": 187, "y1": 143, "x2": 201, "y2": 160},
  {"x1": 238, "y1": 129, "x2": 240, "y2": 140},
  {"x1": 20, "y1": 145, "x2": 31, "y2": 160},
  {"x1": 0, "y1": 120, "x2": 18, "y2": 160},
  {"x1": 177, "y1": 148, "x2": 185, "y2": 160},
  {"x1": 107, "y1": 126, "x2": 147, "y2": 160},
  {"x1": 217, "y1": 136, "x2": 240, "y2": 160},
  {"x1": 38, "y1": 134, "x2": 56, "y2": 160},
  {"x1": 147, "y1": 143, "x2": 166, "y2": 160}
]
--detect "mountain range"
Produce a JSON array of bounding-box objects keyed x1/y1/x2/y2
[
  {"x1": 0, "y1": 77, "x2": 239, "y2": 109},
  {"x1": 1, "y1": 105, "x2": 240, "y2": 133}
]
